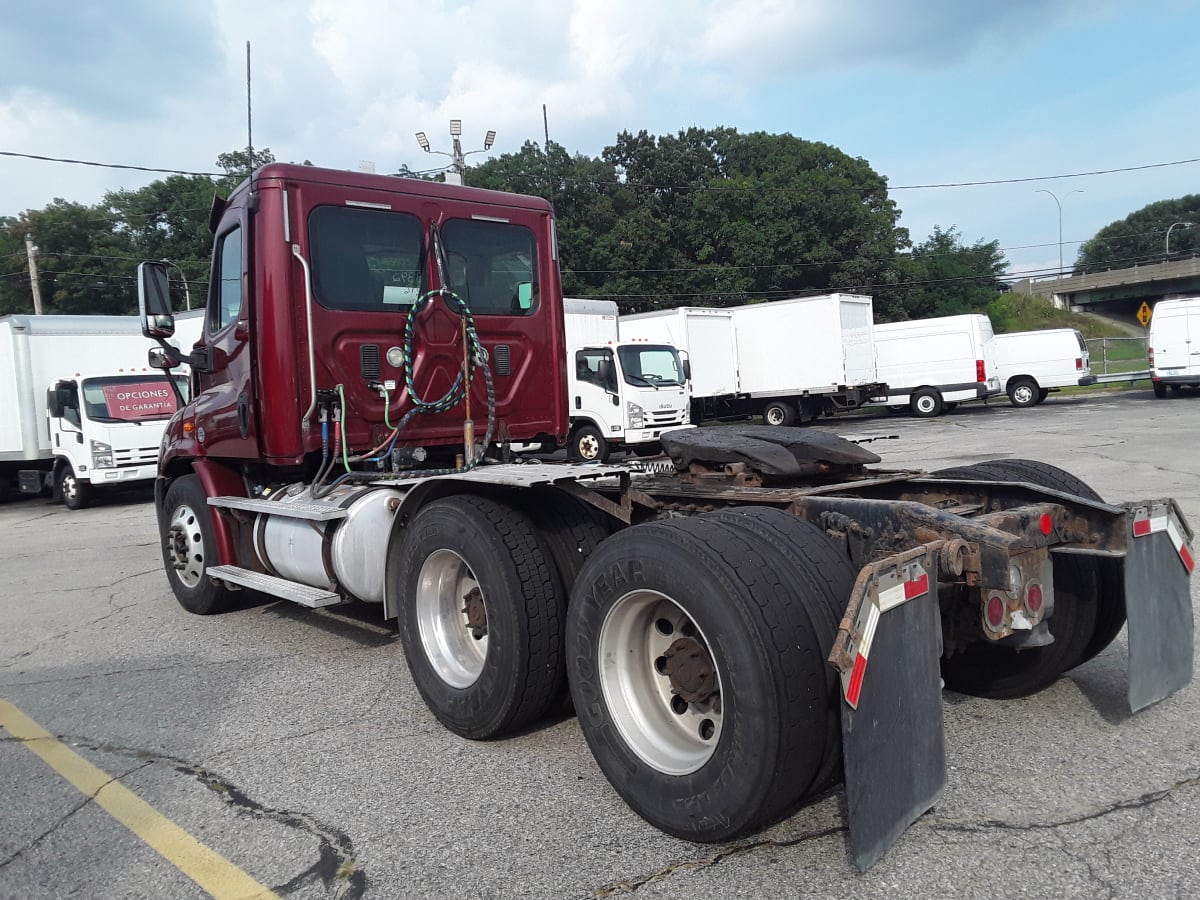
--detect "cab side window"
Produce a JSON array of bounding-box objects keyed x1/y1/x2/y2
[{"x1": 211, "y1": 227, "x2": 243, "y2": 332}]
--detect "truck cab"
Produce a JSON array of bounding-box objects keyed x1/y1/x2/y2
[
  {"x1": 42, "y1": 371, "x2": 188, "y2": 508},
  {"x1": 564, "y1": 297, "x2": 690, "y2": 461},
  {"x1": 568, "y1": 339, "x2": 690, "y2": 461}
]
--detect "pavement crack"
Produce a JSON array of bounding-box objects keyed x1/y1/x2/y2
[
  {"x1": 586, "y1": 825, "x2": 846, "y2": 897},
  {"x1": 42, "y1": 735, "x2": 367, "y2": 899},
  {"x1": 929, "y1": 771, "x2": 1200, "y2": 835}
]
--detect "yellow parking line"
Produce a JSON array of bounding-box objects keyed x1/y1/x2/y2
[{"x1": 0, "y1": 700, "x2": 278, "y2": 900}]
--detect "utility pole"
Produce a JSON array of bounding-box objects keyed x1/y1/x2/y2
[{"x1": 24, "y1": 234, "x2": 43, "y2": 315}]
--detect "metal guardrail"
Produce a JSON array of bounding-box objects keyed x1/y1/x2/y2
[{"x1": 1086, "y1": 336, "x2": 1150, "y2": 382}]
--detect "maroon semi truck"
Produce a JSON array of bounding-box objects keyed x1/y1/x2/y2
[{"x1": 138, "y1": 163, "x2": 1194, "y2": 870}]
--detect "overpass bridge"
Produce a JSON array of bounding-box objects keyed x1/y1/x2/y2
[{"x1": 1008, "y1": 255, "x2": 1200, "y2": 325}]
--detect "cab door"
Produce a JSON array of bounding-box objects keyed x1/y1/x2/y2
[{"x1": 191, "y1": 219, "x2": 259, "y2": 458}]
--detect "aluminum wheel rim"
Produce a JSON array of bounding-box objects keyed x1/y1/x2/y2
[
  {"x1": 916, "y1": 395, "x2": 936, "y2": 414},
  {"x1": 61, "y1": 474, "x2": 78, "y2": 501},
  {"x1": 598, "y1": 589, "x2": 723, "y2": 775},
  {"x1": 415, "y1": 549, "x2": 487, "y2": 689},
  {"x1": 765, "y1": 406, "x2": 785, "y2": 425},
  {"x1": 1013, "y1": 384, "x2": 1035, "y2": 405},
  {"x1": 167, "y1": 503, "x2": 205, "y2": 588}
]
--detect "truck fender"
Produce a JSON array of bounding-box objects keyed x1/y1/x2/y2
[{"x1": 186, "y1": 459, "x2": 246, "y2": 568}]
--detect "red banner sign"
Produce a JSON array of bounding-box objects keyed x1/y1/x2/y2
[{"x1": 99, "y1": 382, "x2": 178, "y2": 421}]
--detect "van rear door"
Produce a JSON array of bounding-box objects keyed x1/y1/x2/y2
[{"x1": 1153, "y1": 304, "x2": 1195, "y2": 373}]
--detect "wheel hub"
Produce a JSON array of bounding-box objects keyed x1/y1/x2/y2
[
  {"x1": 462, "y1": 586, "x2": 488, "y2": 639},
  {"x1": 662, "y1": 636, "x2": 718, "y2": 704},
  {"x1": 167, "y1": 523, "x2": 189, "y2": 570}
]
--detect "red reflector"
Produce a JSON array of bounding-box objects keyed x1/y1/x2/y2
[
  {"x1": 1133, "y1": 519, "x2": 1152, "y2": 537},
  {"x1": 904, "y1": 573, "x2": 930, "y2": 600},
  {"x1": 1027, "y1": 583, "x2": 1043, "y2": 613},
  {"x1": 976, "y1": 359, "x2": 986, "y2": 382},
  {"x1": 986, "y1": 594, "x2": 1006, "y2": 626},
  {"x1": 1040, "y1": 513, "x2": 1053, "y2": 535},
  {"x1": 1182, "y1": 543, "x2": 1195, "y2": 574},
  {"x1": 846, "y1": 653, "x2": 868, "y2": 707}
]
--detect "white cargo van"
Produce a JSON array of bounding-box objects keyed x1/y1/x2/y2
[
  {"x1": 1148, "y1": 297, "x2": 1200, "y2": 398},
  {"x1": 991, "y1": 328, "x2": 1096, "y2": 407},
  {"x1": 871, "y1": 313, "x2": 1002, "y2": 417}
]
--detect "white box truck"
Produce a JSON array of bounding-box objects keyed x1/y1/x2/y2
[
  {"x1": 871, "y1": 313, "x2": 1002, "y2": 417},
  {"x1": 991, "y1": 328, "x2": 1096, "y2": 407},
  {"x1": 1148, "y1": 297, "x2": 1200, "y2": 398},
  {"x1": 620, "y1": 295, "x2": 884, "y2": 425},
  {"x1": 563, "y1": 298, "x2": 691, "y2": 462},
  {"x1": 0, "y1": 312, "x2": 200, "y2": 508}
]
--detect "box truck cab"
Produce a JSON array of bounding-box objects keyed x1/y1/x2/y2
[
  {"x1": 564, "y1": 298, "x2": 690, "y2": 461},
  {"x1": 871, "y1": 313, "x2": 1001, "y2": 417},
  {"x1": 1148, "y1": 297, "x2": 1200, "y2": 398},
  {"x1": 991, "y1": 328, "x2": 1096, "y2": 407},
  {"x1": 0, "y1": 313, "x2": 199, "y2": 508}
]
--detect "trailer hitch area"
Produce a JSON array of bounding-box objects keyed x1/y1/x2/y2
[
  {"x1": 1125, "y1": 499, "x2": 1194, "y2": 711},
  {"x1": 827, "y1": 542, "x2": 948, "y2": 871}
]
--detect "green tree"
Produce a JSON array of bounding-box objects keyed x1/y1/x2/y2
[
  {"x1": 477, "y1": 127, "x2": 910, "y2": 312},
  {"x1": 215, "y1": 147, "x2": 278, "y2": 194},
  {"x1": 890, "y1": 225, "x2": 1007, "y2": 321},
  {"x1": 1076, "y1": 195, "x2": 1200, "y2": 272}
]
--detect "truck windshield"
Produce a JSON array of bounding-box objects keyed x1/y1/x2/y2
[
  {"x1": 617, "y1": 345, "x2": 686, "y2": 387},
  {"x1": 80, "y1": 375, "x2": 189, "y2": 423},
  {"x1": 441, "y1": 218, "x2": 538, "y2": 316}
]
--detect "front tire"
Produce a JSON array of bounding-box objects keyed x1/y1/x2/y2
[
  {"x1": 58, "y1": 467, "x2": 91, "y2": 510},
  {"x1": 567, "y1": 516, "x2": 832, "y2": 842},
  {"x1": 160, "y1": 474, "x2": 236, "y2": 615},
  {"x1": 569, "y1": 424, "x2": 609, "y2": 463},
  {"x1": 1007, "y1": 378, "x2": 1039, "y2": 408},
  {"x1": 395, "y1": 495, "x2": 564, "y2": 739}
]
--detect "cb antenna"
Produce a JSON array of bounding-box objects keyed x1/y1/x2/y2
[{"x1": 245, "y1": 41, "x2": 254, "y2": 179}]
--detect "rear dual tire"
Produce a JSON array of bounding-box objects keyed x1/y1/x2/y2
[
  {"x1": 395, "y1": 494, "x2": 565, "y2": 739},
  {"x1": 567, "y1": 512, "x2": 851, "y2": 841}
]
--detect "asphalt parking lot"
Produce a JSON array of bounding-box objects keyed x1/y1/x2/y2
[{"x1": 1, "y1": 387, "x2": 1198, "y2": 899}]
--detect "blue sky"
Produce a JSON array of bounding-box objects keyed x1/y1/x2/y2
[{"x1": 2, "y1": 0, "x2": 1198, "y2": 278}]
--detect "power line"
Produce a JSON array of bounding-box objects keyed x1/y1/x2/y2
[{"x1": 0, "y1": 150, "x2": 223, "y2": 178}]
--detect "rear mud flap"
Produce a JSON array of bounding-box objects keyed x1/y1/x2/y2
[
  {"x1": 1126, "y1": 500, "x2": 1195, "y2": 711},
  {"x1": 831, "y1": 552, "x2": 946, "y2": 871}
]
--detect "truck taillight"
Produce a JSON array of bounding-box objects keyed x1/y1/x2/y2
[
  {"x1": 1075, "y1": 357, "x2": 1083, "y2": 370},
  {"x1": 1025, "y1": 582, "x2": 1044, "y2": 614},
  {"x1": 1148, "y1": 348, "x2": 1155, "y2": 367},
  {"x1": 975, "y1": 360, "x2": 986, "y2": 383},
  {"x1": 985, "y1": 593, "x2": 1006, "y2": 629}
]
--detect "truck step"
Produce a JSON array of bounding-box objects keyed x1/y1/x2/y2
[
  {"x1": 208, "y1": 495, "x2": 348, "y2": 521},
  {"x1": 208, "y1": 565, "x2": 343, "y2": 608}
]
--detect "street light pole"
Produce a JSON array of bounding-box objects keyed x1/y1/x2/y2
[
  {"x1": 1035, "y1": 188, "x2": 1084, "y2": 277},
  {"x1": 414, "y1": 120, "x2": 496, "y2": 186},
  {"x1": 161, "y1": 259, "x2": 191, "y2": 311},
  {"x1": 1165, "y1": 221, "x2": 1193, "y2": 256}
]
